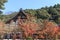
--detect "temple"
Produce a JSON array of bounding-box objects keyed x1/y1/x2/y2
[{"x1": 6, "y1": 8, "x2": 27, "y2": 24}]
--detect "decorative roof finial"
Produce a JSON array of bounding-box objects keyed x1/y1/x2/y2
[
  {"x1": 20, "y1": 8, "x2": 23, "y2": 12},
  {"x1": 19, "y1": 8, "x2": 25, "y2": 14}
]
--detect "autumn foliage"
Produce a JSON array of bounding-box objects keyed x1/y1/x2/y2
[
  {"x1": 17, "y1": 15, "x2": 59, "y2": 38},
  {"x1": 0, "y1": 14, "x2": 59, "y2": 39}
]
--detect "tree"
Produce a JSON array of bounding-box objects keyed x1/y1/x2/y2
[
  {"x1": 48, "y1": 8, "x2": 59, "y2": 15},
  {"x1": 42, "y1": 20, "x2": 58, "y2": 39},
  {"x1": 54, "y1": 4, "x2": 60, "y2": 8},
  {"x1": 0, "y1": 0, "x2": 7, "y2": 20},
  {"x1": 0, "y1": 0, "x2": 7, "y2": 10},
  {"x1": 25, "y1": 9, "x2": 37, "y2": 16},
  {"x1": 36, "y1": 9, "x2": 51, "y2": 19}
]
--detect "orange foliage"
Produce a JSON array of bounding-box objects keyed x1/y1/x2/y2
[
  {"x1": 21, "y1": 22, "x2": 38, "y2": 37},
  {"x1": 17, "y1": 15, "x2": 59, "y2": 38},
  {"x1": 42, "y1": 21, "x2": 59, "y2": 37}
]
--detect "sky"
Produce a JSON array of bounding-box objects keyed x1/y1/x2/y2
[{"x1": 3, "y1": 0, "x2": 60, "y2": 14}]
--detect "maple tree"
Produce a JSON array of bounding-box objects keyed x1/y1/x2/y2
[{"x1": 17, "y1": 15, "x2": 60, "y2": 39}]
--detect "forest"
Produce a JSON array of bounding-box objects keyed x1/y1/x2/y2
[{"x1": 0, "y1": 4, "x2": 60, "y2": 25}]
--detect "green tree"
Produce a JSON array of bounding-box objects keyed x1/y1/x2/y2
[
  {"x1": 36, "y1": 9, "x2": 51, "y2": 19},
  {"x1": 48, "y1": 8, "x2": 59, "y2": 15},
  {"x1": 0, "y1": 0, "x2": 7, "y2": 15},
  {"x1": 0, "y1": 0, "x2": 7, "y2": 10},
  {"x1": 0, "y1": 0, "x2": 7, "y2": 19},
  {"x1": 54, "y1": 4, "x2": 60, "y2": 8},
  {"x1": 25, "y1": 9, "x2": 37, "y2": 16}
]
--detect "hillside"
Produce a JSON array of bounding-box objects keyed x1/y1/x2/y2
[{"x1": 0, "y1": 4, "x2": 60, "y2": 25}]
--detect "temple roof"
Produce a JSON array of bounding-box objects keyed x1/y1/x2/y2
[{"x1": 6, "y1": 8, "x2": 27, "y2": 24}]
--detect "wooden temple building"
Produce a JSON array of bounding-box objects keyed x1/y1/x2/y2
[{"x1": 6, "y1": 8, "x2": 27, "y2": 24}]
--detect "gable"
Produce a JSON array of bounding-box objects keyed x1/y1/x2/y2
[{"x1": 6, "y1": 9, "x2": 27, "y2": 24}]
